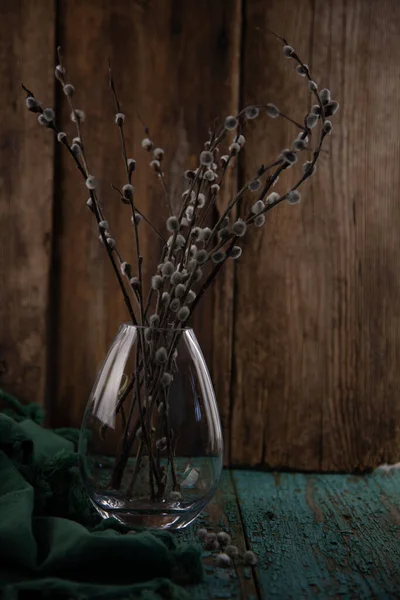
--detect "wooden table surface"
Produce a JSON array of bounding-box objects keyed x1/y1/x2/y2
[{"x1": 178, "y1": 469, "x2": 400, "y2": 599}]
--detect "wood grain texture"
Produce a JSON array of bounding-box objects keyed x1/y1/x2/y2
[
  {"x1": 232, "y1": 468, "x2": 400, "y2": 599},
  {"x1": 0, "y1": 0, "x2": 55, "y2": 405},
  {"x1": 231, "y1": 0, "x2": 400, "y2": 470},
  {"x1": 52, "y1": 0, "x2": 240, "y2": 434}
]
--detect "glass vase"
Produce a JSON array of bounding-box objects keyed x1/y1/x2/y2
[{"x1": 78, "y1": 324, "x2": 223, "y2": 530}]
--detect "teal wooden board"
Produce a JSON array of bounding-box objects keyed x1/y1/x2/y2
[{"x1": 232, "y1": 469, "x2": 400, "y2": 599}]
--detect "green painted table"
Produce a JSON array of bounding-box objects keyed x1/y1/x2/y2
[{"x1": 179, "y1": 469, "x2": 400, "y2": 599}]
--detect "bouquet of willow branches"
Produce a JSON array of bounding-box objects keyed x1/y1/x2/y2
[{"x1": 23, "y1": 35, "x2": 338, "y2": 502}]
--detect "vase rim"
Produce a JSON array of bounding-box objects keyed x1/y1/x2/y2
[{"x1": 121, "y1": 322, "x2": 192, "y2": 333}]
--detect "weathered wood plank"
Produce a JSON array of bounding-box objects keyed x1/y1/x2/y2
[
  {"x1": 180, "y1": 470, "x2": 260, "y2": 600},
  {"x1": 232, "y1": 0, "x2": 400, "y2": 470},
  {"x1": 52, "y1": 0, "x2": 240, "y2": 435},
  {"x1": 0, "y1": 0, "x2": 55, "y2": 406},
  {"x1": 233, "y1": 469, "x2": 400, "y2": 599}
]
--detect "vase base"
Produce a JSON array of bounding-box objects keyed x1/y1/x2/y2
[{"x1": 92, "y1": 501, "x2": 202, "y2": 530}]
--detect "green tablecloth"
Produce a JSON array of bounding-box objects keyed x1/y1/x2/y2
[{"x1": 0, "y1": 390, "x2": 203, "y2": 599}]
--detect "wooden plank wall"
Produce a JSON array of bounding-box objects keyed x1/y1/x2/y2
[{"x1": 1, "y1": 0, "x2": 400, "y2": 472}]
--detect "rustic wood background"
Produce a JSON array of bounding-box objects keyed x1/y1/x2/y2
[{"x1": 1, "y1": 0, "x2": 400, "y2": 472}]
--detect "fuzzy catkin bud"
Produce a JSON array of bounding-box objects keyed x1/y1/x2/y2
[
  {"x1": 217, "y1": 532, "x2": 231, "y2": 546},
  {"x1": 122, "y1": 184, "x2": 134, "y2": 200},
  {"x1": 311, "y1": 104, "x2": 322, "y2": 116},
  {"x1": 191, "y1": 227, "x2": 201, "y2": 242},
  {"x1": 306, "y1": 113, "x2": 318, "y2": 129},
  {"x1": 107, "y1": 238, "x2": 116, "y2": 250},
  {"x1": 243, "y1": 551, "x2": 257, "y2": 566},
  {"x1": 151, "y1": 275, "x2": 163, "y2": 290},
  {"x1": 287, "y1": 190, "x2": 301, "y2": 205},
  {"x1": 282, "y1": 149, "x2": 298, "y2": 165},
  {"x1": 184, "y1": 170, "x2": 196, "y2": 180},
  {"x1": 254, "y1": 214, "x2": 266, "y2": 227},
  {"x1": 130, "y1": 277, "x2": 140, "y2": 290},
  {"x1": 204, "y1": 533, "x2": 218, "y2": 550},
  {"x1": 303, "y1": 161, "x2": 316, "y2": 175},
  {"x1": 85, "y1": 175, "x2": 97, "y2": 190},
  {"x1": 186, "y1": 290, "x2": 196, "y2": 304},
  {"x1": 266, "y1": 192, "x2": 280, "y2": 205},
  {"x1": 43, "y1": 108, "x2": 55, "y2": 122},
  {"x1": 162, "y1": 261, "x2": 175, "y2": 277},
  {"x1": 249, "y1": 179, "x2": 261, "y2": 192},
  {"x1": 86, "y1": 198, "x2": 93, "y2": 211},
  {"x1": 70, "y1": 109, "x2": 85, "y2": 123},
  {"x1": 229, "y1": 142, "x2": 240, "y2": 156},
  {"x1": 121, "y1": 262, "x2": 132, "y2": 277},
  {"x1": 25, "y1": 96, "x2": 41, "y2": 112},
  {"x1": 127, "y1": 158, "x2": 136, "y2": 174},
  {"x1": 237, "y1": 134, "x2": 246, "y2": 146},
  {"x1": 149, "y1": 314, "x2": 160, "y2": 327},
  {"x1": 166, "y1": 216, "x2": 179, "y2": 232},
  {"x1": 245, "y1": 106, "x2": 259, "y2": 119},
  {"x1": 323, "y1": 120, "x2": 333, "y2": 135},
  {"x1": 155, "y1": 347, "x2": 168, "y2": 363},
  {"x1": 232, "y1": 219, "x2": 247, "y2": 237},
  {"x1": 170, "y1": 298, "x2": 181, "y2": 312},
  {"x1": 230, "y1": 246, "x2": 242, "y2": 259},
  {"x1": 196, "y1": 193, "x2": 206, "y2": 208},
  {"x1": 57, "y1": 131, "x2": 67, "y2": 143},
  {"x1": 225, "y1": 545, "x2": 239, "y2": 558},
  {"x1": 141, "y1": 137, "x2": 153, "y2": 151},
  {"x1": 216, "y1": 553, "x2": 231, "y2": 568},
  {"x1": 320, "y1": 88, "x2": 331, "y2": 105},
  {"x1": 293, "y1": 138, "x2": 307, "y2": 151},
  {"x1": 196, "y1": 249, "x2": 208, "y2": 264},
  {"x1": 71, "y1": 143, "x2": 81, "y2": 156},
  {"x1": 177, "y1": 306, "x2": 190, "y2": 321},
  {"x1": 200, "y1": 150, "x2": 214, "y2": 166},
  {"x1": 156, "y1": 437, "x2": 167, "y2": 451},
  {"x1": 99, "y1": 220, "x2": 108, "y2": 230},
  {"x1": 55, "y1": 64, "x2": 65, "y2": 80},
  {"x1": 131, "y1": 213, "x2": 142, "y2": 226},
  {"x1": 225, "y1": 115, "x2": 238, "y2": 130},
  {"x1": 197, "y1": 528, "x2": 208, "y2": 540},
  {"x1": 211, "y1": 184, "x2": 220, "y2": 194},
  {"x1": 212, "y1": 251, "x2": 226, "y2": 264},
  {"x1": 324, "y1": 101, "x2": 339, "y2": 117},
  {"x1": 296, "y1": 64, "x2": 309, "y2": 77},
  {"x1": 186, "y1": 205, "x2": 194, "y2": 221},
  {"x1": 204, "y1": 169, "x2": 216, "y2": 182},
  {"x1": 175, "y1": 283, "x2": 186, "y2": 298},
  {"x1": 308, "y1": 80, "x2": 318, "y2": 92},
  {"x1": 267, "y1": 102, "x2": 280, "y2": 118},
  {"x1": 150, "y1": 159, "x2": 161, "y2": 171},
  {"x1": 171, "y1": 271, "x2": 183, "y2": 285},
  {"x1": 201, "y1": 227, "x2": 212, "y2": 242},
  {"x1": 251, "y1": 200, "x2": 265, "y2": 214},
  {"x1": 161, "y1": 292, "x2": 170, "y2": 306},
  {"x1": 283, "y1": 45, "x2": 295, "y2": 57},
  {"x1": 115, "y1": 112, "x2": 125, "y2": 126},
  {"x1": 175, "y1": 234, "x2": 186, "y2": 248},
  {"x1": 153, "y1": 147, "x2": 164, "y2": 160},
  {"x1": 218, "y1": 227, "x2": 229, "y2": 240},
  {"x1": 161, "y1": 372, "x2": 173, "y2": 387},
  {"x1": 63, "y1": 84, "x2": 75, "y2": 97}
]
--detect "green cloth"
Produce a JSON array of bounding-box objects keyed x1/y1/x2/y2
[{"x1": 0, "y1": 390, "x2": 203, "y2": 599}]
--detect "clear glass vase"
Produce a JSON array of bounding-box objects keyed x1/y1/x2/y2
[{"x1": 78, "y1": 324, "x2": 223, "y2": 530}]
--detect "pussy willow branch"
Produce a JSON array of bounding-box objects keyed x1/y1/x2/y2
[{"x1": 23, "y1": 31, "x2": 338, "y2": 502}]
